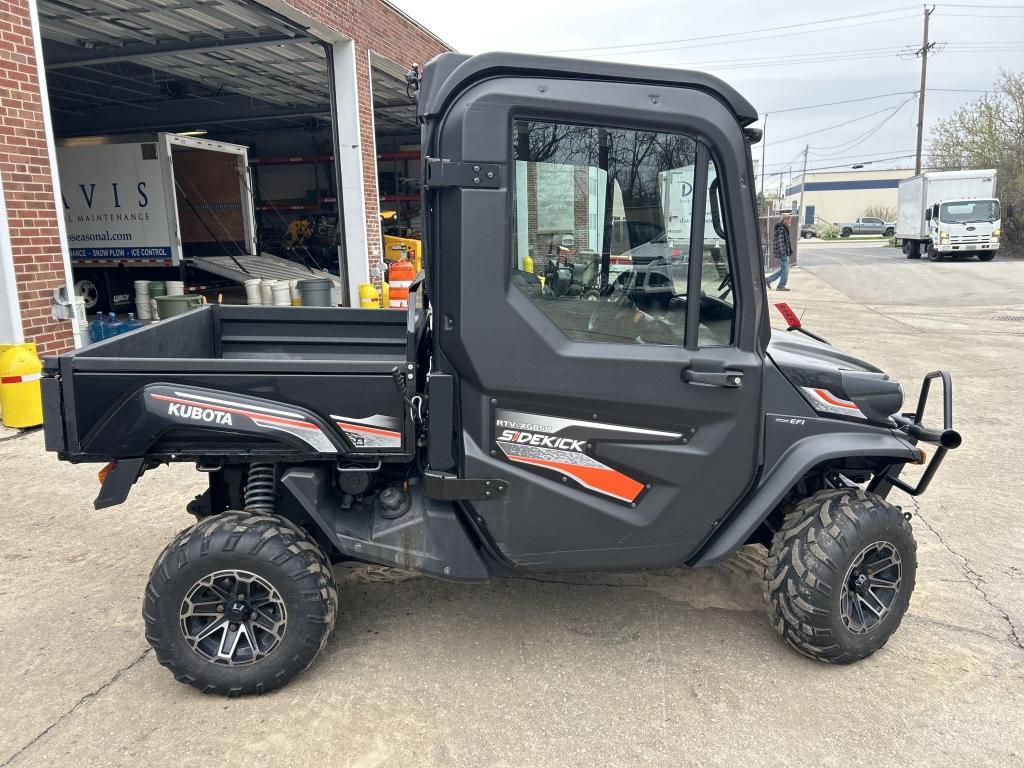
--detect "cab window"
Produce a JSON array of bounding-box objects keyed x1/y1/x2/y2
[{"x1": 512, "y1": 119, "x2": 735, "y2": 347}]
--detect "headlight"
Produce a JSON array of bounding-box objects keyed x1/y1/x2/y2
[
  {"x1": 993, "y1": 227, "x2": 1001, "y2": 239},
  {"x1": 940, "y1": 232, "x2": 949, "y2": 241}
]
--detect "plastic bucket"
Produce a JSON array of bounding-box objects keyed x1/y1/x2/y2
[
  {"x1": 148, "y1": 281, "x2": 167, "y2": 298},
  {"x1": 271, "y1": 281, "x2": 291, "y2": 306},
  {"x1": 165, "y1": 280, "x2": 185, "y2": 296},
  {"x1": 154, "y1": 294, "x2": 202, "y2": 319},
  {"x1": 298, "y1": 279, "x2": 333, "y2": 307},
  {"x1": 243, "y1": 278, "x2": 262, "y2": 305},
  {"x1": 260, "y1": 279, "x2": 275, "y2": 305}
]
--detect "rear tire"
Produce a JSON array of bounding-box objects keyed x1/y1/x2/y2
[
  {"x1": 144, "y1": 511, "x2": 338, "y2": 695},
  {"x1": 907, "y1": 240, "x2": 921, "y2": 259},
  {"x1": 763, "y1": 488, "x2": 916, "y2": 664},
  {"x1": 883, "y1": 227, "x2": 894, "y2": 238}
]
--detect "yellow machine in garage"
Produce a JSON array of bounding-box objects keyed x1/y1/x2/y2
[{"x1": 384, "y1": 235, "x2": 422, "y2": 274}]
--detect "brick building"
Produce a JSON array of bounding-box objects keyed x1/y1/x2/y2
[{"x1": 0, "y1": 0, "x2": 450, "y2": 354}]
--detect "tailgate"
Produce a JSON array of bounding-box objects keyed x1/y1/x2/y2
[{"x1": 41, "y1": 358, "x2": 68, "y2": 453}]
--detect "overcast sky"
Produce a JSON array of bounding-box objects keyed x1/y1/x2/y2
[{"x1": 391, "y1": 0, "x2": 1024, "y2": 192}]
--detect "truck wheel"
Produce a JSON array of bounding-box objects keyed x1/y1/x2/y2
[
  {"x1": 883, "y1": 227, "x2": 894, "y2": 238},
  {"x1": 763, "y1": 488, "x2": 916, "y2": 664},
  {"x1": 840, "y1": 228, "x2": 852, "y2": 238},
  {"x1": 927, "y1": 243, "x2": 943, "y2": 261},
  {"x1": 906, "y1": 241, "x2": 921, "y2": 259},
  {"x1": 143, "y1": 511, "x2": 338, "y2": 695},
  {"x1": 977, "y1": 252, "x2": 995, "y2": 262},
  {"x1": 75, "y1": 272, "x2": 107, "y2": 313}
]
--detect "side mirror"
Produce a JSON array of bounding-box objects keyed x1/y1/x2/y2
[{"x1": 925, "y1": 209, "x2": 931, "y2": 221}]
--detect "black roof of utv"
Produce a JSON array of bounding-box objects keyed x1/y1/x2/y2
[{"x1": 416, "y1": 52, "x2": 759, "y2": 126}]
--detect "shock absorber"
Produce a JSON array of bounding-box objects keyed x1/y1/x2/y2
[{"x1": 244, "y1": 463, "x2": 277, "y2": 514}]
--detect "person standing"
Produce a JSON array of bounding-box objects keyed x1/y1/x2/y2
[{"x1": 767, "y1": 213, "x2": 792, "y2": 291}]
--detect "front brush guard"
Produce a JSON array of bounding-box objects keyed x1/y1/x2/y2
[{"x1": 877, "y1": 371, "x2": 961, "y2": 497}]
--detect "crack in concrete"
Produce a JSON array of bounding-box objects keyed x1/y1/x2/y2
[
  {"x1": 910, "y1": 497, "x2": 1024, "y2": 652},
  {"x1": 0, "y1": 648, "x2": 151, "y2": 767}
]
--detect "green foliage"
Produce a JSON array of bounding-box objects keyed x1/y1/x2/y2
[
  {"x1": 929, "y1": 71, "x2": 1024, "y2": 252},
  {"x1": 863, "y1": 205, "x2": 896, "y2": 222},
  {"x1": 817, "y1": 222, "x2": 841, "y2": 240}
]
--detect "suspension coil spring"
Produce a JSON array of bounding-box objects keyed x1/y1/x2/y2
[{"x1": 244, "y1": 463, "x2": 277, "y2": 515}]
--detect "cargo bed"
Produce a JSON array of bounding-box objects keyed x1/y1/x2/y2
[{"x1": 43, "y1": 304, "x2": 425, "y2": 462}]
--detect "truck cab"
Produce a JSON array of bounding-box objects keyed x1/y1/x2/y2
[{"x1": 926, "y1": 198, "x2": 1000, "y2": 260}]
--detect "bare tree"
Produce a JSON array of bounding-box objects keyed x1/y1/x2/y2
[{"x1": 929, "y1": 71, "x2": 1024, "y2": 251}]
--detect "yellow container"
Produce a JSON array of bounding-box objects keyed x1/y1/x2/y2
[
  {"x1": 381, "y1": 280, "x2": 390, "y2": 309},
  {"x1": 0, "y1": 343, "x2": 43, "y2": 428},
  {"x1": 357, "y1": 283, "x2": 380, "y2": 309},
  {"x1": 522, "y1": 254, "x2": 534, "y2": 274},
  {"x1": 384, "y1": 235, "x2": 423, "y2": 274}
]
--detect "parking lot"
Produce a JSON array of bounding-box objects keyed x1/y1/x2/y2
[{"x1": 2, "y1": 242, "x2": 1022, "y2": 768}]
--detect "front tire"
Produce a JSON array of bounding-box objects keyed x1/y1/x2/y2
[
  {"x1": 763, "y1": 488, "x2": 916, "y2": 664},
  {"x1": 977, "y1": 252, "x2": 996, "y2": 262},
  {"x1": 841, "y1": 228, "x2": 852, "y2": 238},
  {"x1": 927, "y1": 242, "x2": 943, "y2": 261},
  {"x1": 144, "y1": 512, "x2": 338, "y2": 695}
]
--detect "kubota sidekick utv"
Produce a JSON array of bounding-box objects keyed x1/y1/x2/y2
[{"x1": 42, "y1": 52, "x2": 960, "y2": 695}]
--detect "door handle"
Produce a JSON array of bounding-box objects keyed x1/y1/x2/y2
[{"x1": 682, "y1": 369, "x2": 744, "y2": 388}]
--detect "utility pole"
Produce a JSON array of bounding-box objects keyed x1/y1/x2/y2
[
  {"x1": 914, "y1": 4, "x2": 936, "y2": 174},
  {"x1": 760, "y1": 113, "x2": 768, "y2": 210},
  {"x1": 794, "y1": 144, "x2": 808, "y2": 263}
]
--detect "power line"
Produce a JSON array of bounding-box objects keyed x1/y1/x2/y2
[
  {"x1": 759, "y1": 87, "x2": 989, "y2": 114},
  {"x1": 540, "y1": 12, "x2": 922, "y2": 59},
  {"x1": 812, "y1": 97, "x2": 917, "y2": 155},
  {"x1": 761, "y1": 148, "x2": 918, "y2": 170},
  {"x1": 771, "y1": 104, "x2": 907, "y2": 145},
  {"x1": 538, "y1": 6, "x2": 918, "y2": 54}
]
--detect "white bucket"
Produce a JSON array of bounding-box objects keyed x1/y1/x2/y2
[
  {"x1": 271, "y1": 281, "x2": 291, "y2": 306},
  {"x1": 260, "y1": 279, "x2": 275, "y2": 305},
  {"x1": 135, "y1": 295, "x2": 152, "y2": 320},
  {"x1": 165, "y1": 280, "x2": 185, "y2": 296},
  {"x1": 244, "y1": 278, "x2": 262, "y2": 305},
  {"x1": 134, "y1": 280, "x2": 150, "y2": 295}
]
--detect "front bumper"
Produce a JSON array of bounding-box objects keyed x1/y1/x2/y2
[
  {"x1": 874, "y1": 371, "x2": 961, "y2": 497},
  {"x1": 936, "y1": 241, "x2": 998, "y2": 253}
]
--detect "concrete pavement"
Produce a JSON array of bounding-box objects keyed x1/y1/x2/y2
[{"x1": 1, "y1": 243, "x2": 1022, "y2": 767}]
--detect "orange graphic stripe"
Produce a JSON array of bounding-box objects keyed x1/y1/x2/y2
[{"x1": 507, "y1": 455, "x2": 644, "y2": 503}]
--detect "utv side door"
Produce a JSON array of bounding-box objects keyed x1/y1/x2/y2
[{"x1": 424, "y1": 58, "x2": 769, "y2": 571}]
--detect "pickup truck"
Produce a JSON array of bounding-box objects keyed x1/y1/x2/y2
[
  {"x1": 42, "y1": 52, "x2": 960, "y2": 696},
  {"x1": 838, "y1": 217, "x2": 896, "y2": 238}
]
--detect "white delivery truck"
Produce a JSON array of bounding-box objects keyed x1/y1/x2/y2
[
  {"x1": 58, "y1": 132, "x2": 341, "y2": 312},
  {"x1": 896, "y1": 169, "x2": 1001, "y2": 261}
]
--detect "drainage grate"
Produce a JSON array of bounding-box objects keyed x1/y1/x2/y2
[{"x1": 994, "y1": 315, "x2": 1024, "y2": 321}]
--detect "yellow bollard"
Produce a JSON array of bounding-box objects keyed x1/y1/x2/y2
[
  {"x1": 357, "y1": 283, "x2": 380, "y2": 309},
  {"x1": 0, "y1": 343, "x2": 43, "y2": 428}
]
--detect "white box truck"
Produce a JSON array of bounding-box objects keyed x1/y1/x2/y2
[
  {"x1": 58, "y1": 132, "x2": 340, "y2": 312},
  {"x1": 896, "y1": 169, "x2": 1001, "y2": 261}
]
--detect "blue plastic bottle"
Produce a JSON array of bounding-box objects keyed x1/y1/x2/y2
[
  {"x1": 106, "y1": 311, "x2": 124, "y2": 337},
  {"x1": 89, "y1": 313, "x2": 107, "y2": 342},
  {"x1": 124, "y1": 312, "x2": 143, "y2": 332}
]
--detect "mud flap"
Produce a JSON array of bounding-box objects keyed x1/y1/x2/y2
[{"x1": 280, "y1": 466, "x2": 489, "y2": 582}]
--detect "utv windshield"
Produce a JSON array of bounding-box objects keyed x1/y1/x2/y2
[{"x1": 939, "y1": 199, "x2": 999, "y2": 224}]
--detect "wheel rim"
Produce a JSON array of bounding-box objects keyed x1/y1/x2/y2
[
  {"x1": 180, "y1": 569, "x2": 287, "y2": 666},
  {"x1": 839, "y1": 541, "x2": 902, "y2": 634},
  {"x1": 75, "y1": 279, "x2": 99, "y2": 310}
]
